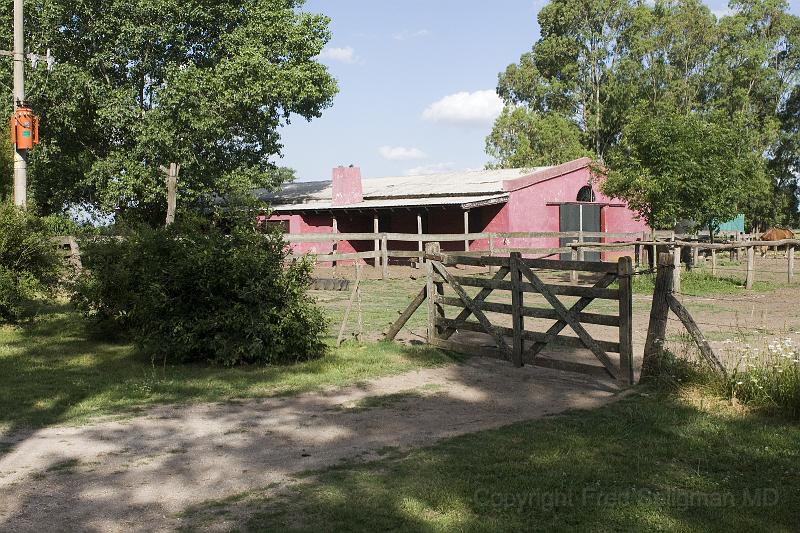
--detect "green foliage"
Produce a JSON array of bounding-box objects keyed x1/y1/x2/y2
[
  {"x1": 488, "y1": 0, "x2": 800, "y2": 227},
  {"x1": 72, "y1": 217, "x2": 328, "y2": 366},
  {"x1": 485, "y1": 107, "x2": 590, "y2": 168},
  {"x1": 0, "y1": 0, "x2": 337, "y2": 221},
  {"x1": 602, "y1": 108, "x2": 768, "y2": 232},
  {"x1": 0, "y1": 135, "x2": 12, "y2": 202},
  {"x1": 0, "y1": 204, "x2": 63, "y2": 322}
]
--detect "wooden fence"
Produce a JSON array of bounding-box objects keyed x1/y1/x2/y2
[
  {"x1": 284, "y1": 230, "x2": 800, "y2": 284},
  {"x1": 397, "y1": 243, "x2": 636, "y2": 386}
]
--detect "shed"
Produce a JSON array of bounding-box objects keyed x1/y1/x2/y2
[{"x1": 259, "y1": 157, "x2": 648, "y2": 259}]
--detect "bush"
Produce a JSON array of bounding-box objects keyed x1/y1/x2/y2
[
  {"x1": 0, "y1": 204, "x2": 64, "y2": 322},
  {"x1": 72, "y1": 217, "x2": 328, "y2": 366}
]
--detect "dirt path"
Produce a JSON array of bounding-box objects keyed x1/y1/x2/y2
[{"x1": 0, "y1": 357, "x2": 620, "y2": 532}]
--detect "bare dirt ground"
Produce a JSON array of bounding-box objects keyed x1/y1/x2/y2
[{"x1": 0, "y1": 357, "x2": 621, "y2": 532}]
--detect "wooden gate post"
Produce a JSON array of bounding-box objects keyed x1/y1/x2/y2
[
  {"x1": 617, "y1": 256, "x2": 634, "y2": 386},
  {"x1": 510, "y1": 252, "x2": 524, "y2": 367},
  {"x1": 381, "y1": 233, "x2": 389, "y2": 279},
  {"x1": 672, "y1": 245, "x2": 681, "y2": 294},
  {"x1": 425, "y1": 242, "x2": 443, "y2": 342},
  {"x1": 642, "y1": 253, "x2": 674, "y2": 380}
]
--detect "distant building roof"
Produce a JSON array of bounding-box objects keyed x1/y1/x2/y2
[{"x1": 259, "y1": 159, "x2": 592, "y2": 212}]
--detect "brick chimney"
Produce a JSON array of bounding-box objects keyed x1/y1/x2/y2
[{"x1": 332, "y1": 165, "x2": 363, "y2": 206}]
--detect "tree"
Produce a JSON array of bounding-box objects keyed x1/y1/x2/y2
[
  {"x1": 493, "y1": 0, "x2": 642, "y2": 161},
  {"x1": 485, "y1": 107, "x2": 590, "y2": 168},
  {"x1": 489, "y1": 0, "x2": 800, "y2": 227},
  {"x1": 0, "y1": 0, "x2": 338, "y2": 223},
  {"x1": 767, "y1": 84, "x2": 800, "y2": 227},
  {"x1": 602, "y1": 107, "x2": 768, "y2": 236}
]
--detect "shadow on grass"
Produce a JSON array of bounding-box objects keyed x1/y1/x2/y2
[
  {"x1": 185, "y1": 391, "x2": 800, "y2": 532},
  {"x1": 0, "y1": 303, "x2": 453, "y2": 443}
]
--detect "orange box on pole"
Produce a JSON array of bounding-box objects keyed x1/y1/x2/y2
[{"x1": 10, "y1": 106, "x2": 38, "y2": 150}]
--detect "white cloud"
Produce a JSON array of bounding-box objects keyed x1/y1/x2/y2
[
  {"x1": 711, "y1": 7, "x2": 733, "y2": 19},
  {"x1": 406, "y1": 162, "x2": 457, "y2": 176},
  {"x1": 379, "y1": 145, "x2": 428, "y2": 161},
  {"x1": 422, "y1": 90, "x2": 504, "y2": 127},
  {"x1": 393, "y1": 29, "x2": 431, "y2": 41},
  {"x1": 319, "y1": 46, "x2": 358, "y2": 64}
]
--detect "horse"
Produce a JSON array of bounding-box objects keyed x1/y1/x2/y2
[{"x1": 759, "y1": 227, "x2": 795, "y2": 258}]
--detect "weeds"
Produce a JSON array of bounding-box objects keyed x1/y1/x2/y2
[
  {"x1": 650, "y1": 334, "x2": 800, "y2": 419},
  {"x1": 717, "y1": 338, "x2": 800, "y2": 418}
]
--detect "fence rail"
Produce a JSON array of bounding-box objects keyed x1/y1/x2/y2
[{"x1": 54, "y1": 230, "x2": 799, "y2": 287}]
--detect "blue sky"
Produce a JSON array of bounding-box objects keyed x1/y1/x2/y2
[{"x1": 279, "y1": 0, "x2": 800, "y2": 183}]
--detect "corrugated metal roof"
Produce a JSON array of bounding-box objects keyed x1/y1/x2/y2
[
  {"x1": 270, "y1": 193, "x2": 510, "y2": 212},
  {"x1": 258, "y1": 167, "x2": 550, "y2": 210}
]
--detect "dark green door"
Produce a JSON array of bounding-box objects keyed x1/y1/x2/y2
[{"x1": 559, "y1": 204, "x2": 602, "y2": 261}]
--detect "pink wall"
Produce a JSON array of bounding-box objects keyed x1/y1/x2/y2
[{"x1": 500, "y1": 165, "x2": 649, "y2": 254}]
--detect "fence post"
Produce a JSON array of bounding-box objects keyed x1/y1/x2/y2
[
  {"x1": 711, "y1": 249, "x2": 717, "y2": 276},
  {"x1": 570, "y1": 241, "x2": 578, "y2": 283},
  {"x1": 642, "y1": 252, "x2": 674, "y2": 380},
  {"x1": 672, "y1": 245, "x2": 681, "y2": 293},
  {"x1": 746, "y1": 246, "x2": 755, "y2": 290},
  {"x1": 789, "y1": 245, "x2": 795, "y2": 283},
  {"x1": 617, "y1": 256, "x2": 634, "y2": 387},
  {"x1": 510, "y1": 253, "x2": 524, "y2": 367},
  {"x1": 425, "y1": 242, "x2": 443, "y2": 342},
  {"x1": 381, "y1": 233, "x2": 388, "y2": 279}
]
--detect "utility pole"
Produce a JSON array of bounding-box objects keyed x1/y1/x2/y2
[{"x1": 12, "y1": 0, "x2": 27, "y2": 207}]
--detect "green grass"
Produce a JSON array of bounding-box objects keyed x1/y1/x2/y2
[
  {"x1": 185, "y1": 390, "x2": 800, "y2": 532},
  {"x1": 632, "y1": 269, "x2": 777, "y2": 296},
  {"x1": 312, "y1": 277, "x2": 428, "y2": 337},
  {"x1": 0, "y1": 304, "x2": 454, "y2": 433}
]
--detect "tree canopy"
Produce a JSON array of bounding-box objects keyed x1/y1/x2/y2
[
  {"x1": 0, "y1": 0, "x2": 338, "y2": 223},
  {"x1": 487, "y1": 0, "x2": 800, "y2": 230},
  {"x1": 603, "y1": 107, "x2": 767, "y2": 232}
]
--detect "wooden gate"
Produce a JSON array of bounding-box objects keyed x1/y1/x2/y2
[{"x1": 424, "y1": 243, "x2": 634, "y2": 386}]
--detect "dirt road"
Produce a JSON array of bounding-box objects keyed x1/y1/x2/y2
[{"x1": 0, "y1": 357, "x2": 620, "y2": 532}]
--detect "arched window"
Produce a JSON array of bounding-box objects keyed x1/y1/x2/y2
[{"x1": 577, "y1": 185, "x2": 595, "y2": 202}]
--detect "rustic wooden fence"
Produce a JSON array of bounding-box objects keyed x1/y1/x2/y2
[
  {"x1": 386, "y1": 243, "x2": 635, "y2": 386},
  {"x1": 284, "y1": 230, "x2": 800, "y2": 284}
]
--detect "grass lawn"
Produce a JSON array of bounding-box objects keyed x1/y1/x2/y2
[
  {"x1": 187, "y1": 389, "x2": 800, "y2": 532},
  {"x1": 0, "y1": 304, "x2": 454, "y2": 433},
  {"x1": 631, "y1": 268, "x2": 778, "y2": 296}
]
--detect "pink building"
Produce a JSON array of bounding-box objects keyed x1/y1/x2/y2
[{"x1": 260, "y1": 157, "x2": 648, "y2": 261}]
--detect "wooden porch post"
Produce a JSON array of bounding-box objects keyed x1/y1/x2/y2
[
  {"x1": 332, "y1": 215, "x2": 338, "y2": 269},
  {"x1": 463, "y1": 209, "x2": 469, "y2": 252},
  {"x1": 417, "y1": 212, "x2": 423, "y2": 267},
  {"x1": 373, "y1": 213, "x2": 380, "y2": 269}
]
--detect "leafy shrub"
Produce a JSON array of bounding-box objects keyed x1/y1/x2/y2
[
  {"x1": 72, "y1": 217, "x2": 328, "y2": 366},
  {"x1": 0, "y1": 204, "x2": 64, "y2": 322}
]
